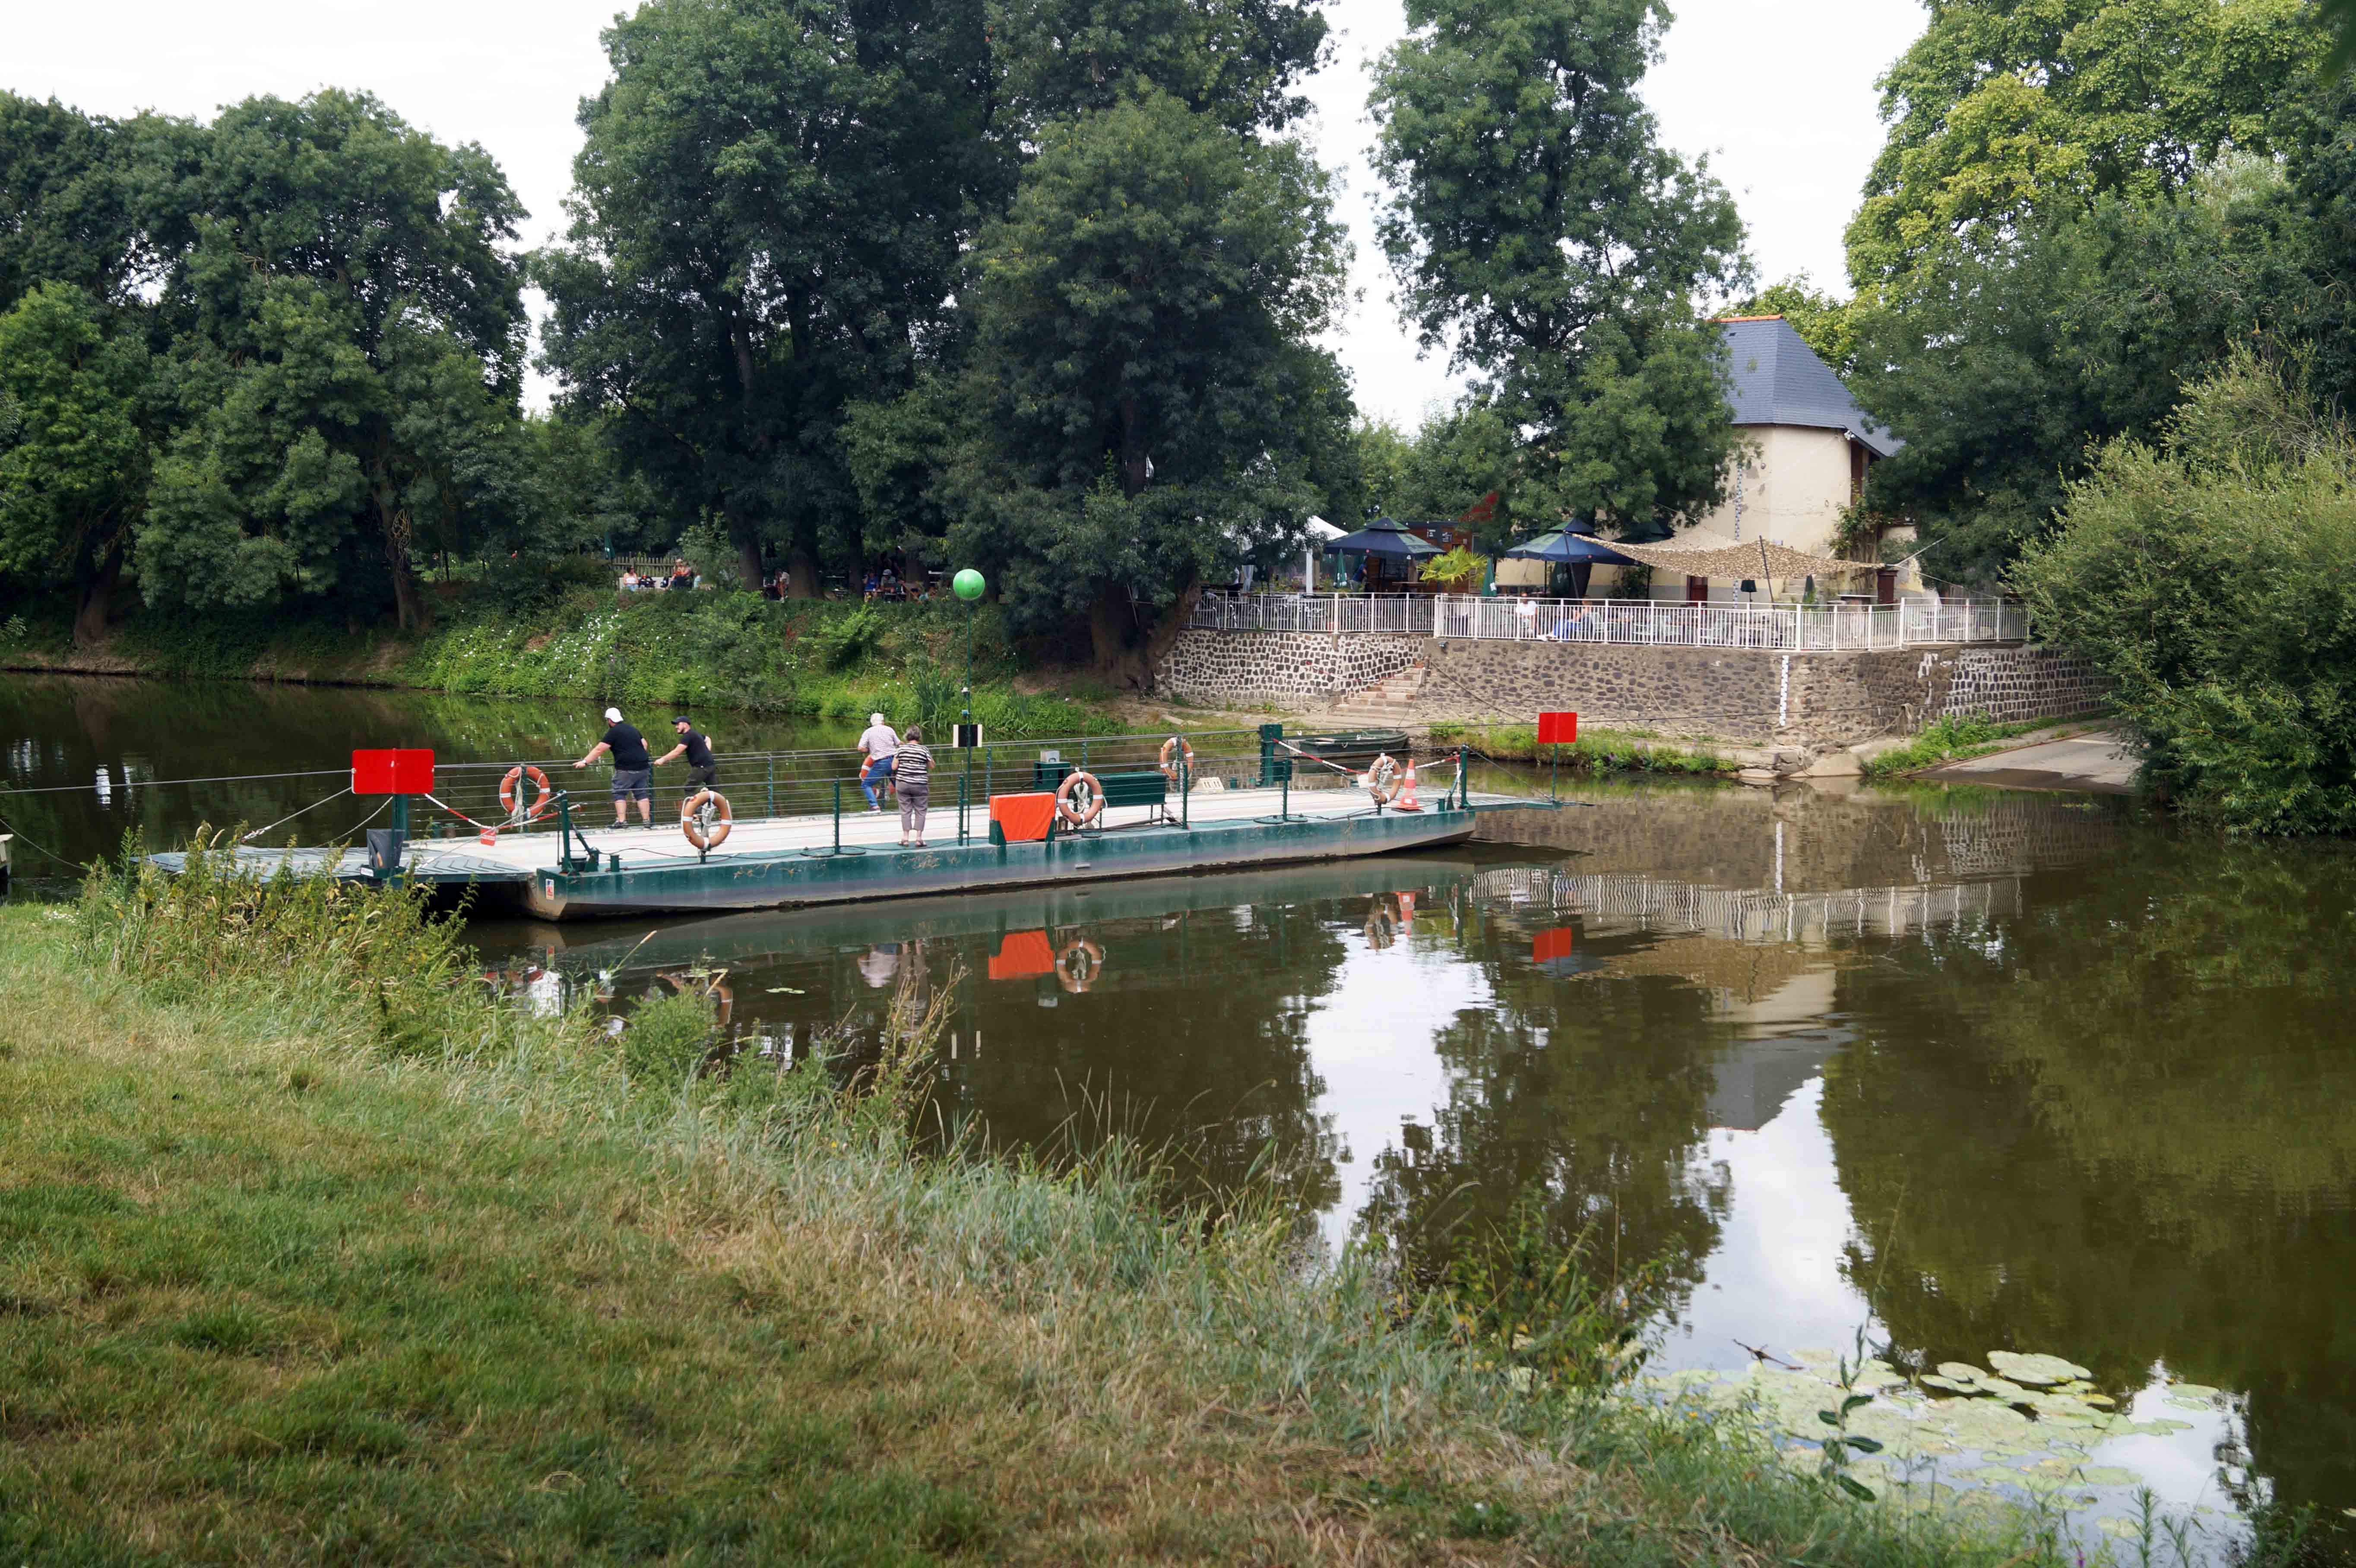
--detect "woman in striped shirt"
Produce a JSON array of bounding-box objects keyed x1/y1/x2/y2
[{"x1": 894, "y1": 725, "x2": 934, "y2": 847}]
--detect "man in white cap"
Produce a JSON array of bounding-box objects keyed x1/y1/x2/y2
[
  {"x1": 574, "y1": 706, "x2": 654, "y2": 825},
  {"x1": 855, "y1": 711, "x2": 898, "y2": 812}
]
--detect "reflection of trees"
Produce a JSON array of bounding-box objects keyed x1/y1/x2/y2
[
  {"x1": 721, "y1": 903, "x2": 1355, "y2": 1223},
  {"x1": 1355, "y1": 939, "x2": 1733, "y2": 1319},
  {"x1": 1825, "y1": 842, "x2": 2356, "y2": 1520}
]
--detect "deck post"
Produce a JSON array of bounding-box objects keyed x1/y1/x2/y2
[
  {"x1": 557, "y1": 794, "x2": 575, "y2": 873},
  {"x1": 1181, "y1": 754, "x2": 1190, "y2": 828},
  {"x1": 766, "y1": 756, "x2": 775, "y2": 818},
  {"x1": 1257, "y1": 723, "x2": 1282, "y2": 787}
]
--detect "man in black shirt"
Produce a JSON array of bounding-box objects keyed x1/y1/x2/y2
[
  {"x1": 656, "y1": 717, "x2": 719, "y2": 793},
  {"x1": 574, "y1": 705, "x2": 655, "y2": 825}
]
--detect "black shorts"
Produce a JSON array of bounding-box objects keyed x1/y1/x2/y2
[
  {"x1": 610, "y1": 768, "x2": 652, "y2": 802},
  {"x1": 685, "y1": 763, "x2": 719, "y2": 790}
]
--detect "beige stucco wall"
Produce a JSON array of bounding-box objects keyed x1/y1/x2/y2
[{"x1": 1691, "y1": 424, "x2": 1855, "y2": 556}]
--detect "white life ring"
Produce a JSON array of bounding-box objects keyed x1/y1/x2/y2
[
  {"x1": 1055, "y1": 938, "x2": 1105, "y2": 993},
  {"x1": 1158, "y1": 736, "x2": 1196, "y2": 785},
  {"x1": 681, "y1": 789, "x2": 732, "y2": 850},
  {"x1": 1056, "y1": 771, "x2": 1104, "y2": 828},
  {"x1": 500, "y1": 765, "x2": 554, "y2": 822},
  {"x1": 1362, "y1": 753, "x2": 1402, "y2": 806}
]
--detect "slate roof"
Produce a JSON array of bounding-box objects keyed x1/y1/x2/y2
[{"x1": 1716, "y1": 315, "x2": 1902, "y2": 457}]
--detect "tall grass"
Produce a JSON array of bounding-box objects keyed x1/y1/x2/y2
[{"x1": 0, "y1": 863, "x2": 2097, "y2": 1565}]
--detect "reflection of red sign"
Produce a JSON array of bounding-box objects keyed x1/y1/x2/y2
[
  {"x1": 1536, "y1": 712, "x2": 1578, "y2": 745},
  {"x1": 351, "y1": 748, "x2": 434, "y2": 794},
  {"x1": 1533, "y1": 927, "x2": 1575, "y2": 964},
  {"x1": 987, "y1": 930, "x2": 1057, "y2": 980}
]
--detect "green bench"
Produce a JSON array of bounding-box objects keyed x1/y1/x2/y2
[{"x1": 1029, "y1": 764, "x2": 1171, "y2": 827}]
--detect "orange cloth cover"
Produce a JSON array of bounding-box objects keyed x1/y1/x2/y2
[
  {"x1": 989, "y1": 791, "x2": 1058, "y2": 843},
  {"x1": 988, "y1": 930, "x2": 1058, "y2": 980}
]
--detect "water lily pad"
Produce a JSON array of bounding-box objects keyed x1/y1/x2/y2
[
  {"x1": 2163, "y1": 1395, "x2": 2215, "y2": 1413},
  {"x1": 1976, "y1": 1377, "x2": 2029, "y2": 1401},
  {"x1": 2166, "y1": 1383, "x2": 2221, "y2": 1400},
  {"x1": 1987, "y1": 1350, "x2": 2092, "y2": 1385},
  {"x1": 1921, "y1": 1374, "x2": 1975, "y2": 1392},
  {"x1": 2100, "y1": 1517, "x2": 2147, "y2": 1538},
  {"x1": 1936, "y1": 1361, "x2": 1986, "y2": 1384}
]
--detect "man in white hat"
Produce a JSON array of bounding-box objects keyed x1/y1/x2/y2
[
  {"x1": 574, "y1": 706, "x2": 655, "y2": 825},
  {"x1": 855, "y1": 711, "x2": 898, "y2": 812}
]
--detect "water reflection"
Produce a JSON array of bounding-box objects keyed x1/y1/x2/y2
[{"x1": 13, "y1": 670, "x2": 2356, "y2": 1536}]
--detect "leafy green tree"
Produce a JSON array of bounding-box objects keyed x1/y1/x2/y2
[
  {"x1": 538, "y1": 0, "x2": 1004, "y2": 597},
  {"x1": 1846, "y1": 0, "x2": 2322, "y2": 294},
  {"x1": 131, "y1": 91, "x2": 528, "y2": 631},
  {"x1": 1730, "y1": 275, "x2": 1858, "y2": 378},
  {"x1": 0, "y1": 283, "x2": 151, "y2": 643},
  {"x1": 0, "y1": 94, "x2": 147, "y2": 312},
  {"x1": 1849, "y1": 167, "x2": 2308, "y2": 581},
  {"x1": 988, "y1": 0, "x2": 1330, "y2": 136},
  {"x1": 1351, "y1": 402, "x2": 1516, "y2": 534},
  {"x1": 934, "y1": 92, "x2": 1352, "y2": 675},
  {"x1": 1370, "y1": 0, "x2": 1749, "y2": 535}
]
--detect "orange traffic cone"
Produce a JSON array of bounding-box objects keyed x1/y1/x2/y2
[{"x1": 1395, "y1": 758, "x2": 1422, "y2": 812}]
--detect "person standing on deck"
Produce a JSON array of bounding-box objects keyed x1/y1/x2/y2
[
  {"x1": 856, "y1": 712, "x2": 898, "y2": 811},
  {"x1": 655, "y1": 717, "x2": 719, "y2": 796},
  {"x1": 894, "y1": 725, "x2": 933, "y2": 847},
  {"x1": 574, "y1": 706, "x2": 654, "y2": 826}
]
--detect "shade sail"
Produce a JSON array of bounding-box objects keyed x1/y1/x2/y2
[
  {"x1": 1605, "y1": 535, "x2": 1878, "y2": 581},
  {"x1": 1501, "y1": 529, "x2": 1631, "y2": 565},
  {"x1": 1325, "y1": 518, "x2": 1442, "y2": 559}
]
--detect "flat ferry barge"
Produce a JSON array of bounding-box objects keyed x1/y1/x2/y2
[{"x1": 151, "y1": 725, "x2": 1554, "y2": 923}]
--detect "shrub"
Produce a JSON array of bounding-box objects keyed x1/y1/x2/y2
[{"x1": 2013, "y1": 350, "x2": 2356, "y2": 834}]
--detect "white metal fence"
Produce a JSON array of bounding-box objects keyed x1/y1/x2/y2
[{"x1": 1188, "y1": 593, "x2": 2027, "y2": 650}]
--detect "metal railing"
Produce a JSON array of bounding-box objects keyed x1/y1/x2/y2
[{"x1": 1190, "y1": 592, "x2": 2028, "y2": 649}]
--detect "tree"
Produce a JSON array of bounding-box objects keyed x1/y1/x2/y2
[
  {"x1": 133, "y1": 91, "x2": 528, "y2": 631},
  {"x1": 1849, "y1": 164, "x2": 2311, "y2": 581},
  {"x1": 1731, "y1": 275, "x2": 1858, "y2": 378},
  {"x1": 1370, "y1": 0, "x2": 1750, "y2": 535},
  {"x1": 1846, "y1": 0, "x2": 2322, "y2": 294},
  {"x1": 987, "y1": 0, "x2": 1330, "y2": 137},
  {"x1": 934, "y1": 92, "x2": 1352, "y2": 676},
  {"x1": 538, "y1": 0, "x2": 1004, "y2": 597},
  {"x1": 0, "y1": 283, "x2": 151, "y2": 643},
  {"x1": 0, "y1": 94, "x2": 147, "y2": 313}
]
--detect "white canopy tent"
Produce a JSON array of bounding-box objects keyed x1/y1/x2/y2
[{"x1": 1303, "y1": 515, "x2": 1348, "y2": 588}]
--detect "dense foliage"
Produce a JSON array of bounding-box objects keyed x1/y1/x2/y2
[{"x1": 2014, "y1": 354, "x2": 2356, "y2": 833}]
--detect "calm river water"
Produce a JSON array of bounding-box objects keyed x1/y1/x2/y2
[{"x1": 6, "y1": 673, "x2": 2354, "y2": 1545}]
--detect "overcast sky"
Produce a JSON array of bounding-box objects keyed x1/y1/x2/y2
[{"x1": 10, "y1": 0, "x2": 1926, "y2": 423}]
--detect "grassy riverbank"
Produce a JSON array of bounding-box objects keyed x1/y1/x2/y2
[
  {"x1": 1855, "y1": 716, "x2": 2065, "y2": 781},
  {"x1": 1, "y1": 587, "x2": 1130, "y2": 739},
  {"x1": 0, "y1": 859, "x2": 2052, "y2": 1567},
  {"x1": 1428, "y1": 720, "x2": 1739, "y2": 775}
]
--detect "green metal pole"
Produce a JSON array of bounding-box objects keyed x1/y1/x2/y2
[
  {"x1": 961, "y1": 601, "x2": 975, "y2": 846},
  {"x1": 833, "y1": 779, "x2": 842, "y2": 854},
  {"x1": 766, "y1": 756, "x2": 775, "y2": 818}
]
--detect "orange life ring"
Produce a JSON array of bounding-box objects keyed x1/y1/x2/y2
[
  {"x1": 500, "y1": 765, "x2": 554, "y2": 822},
  {"x1": 1055, "y1": 770, "x2": 1104, "y2": 828},
  {"x1": 1362, "y1": 753, "x2": 1402, "y2": 806},
  {"x1": 681, "y1": 788, "x2": 732, "y2": 850},
  {"x1": 1158, "y1": 736, "x2": 1196, "y2": 785},
  {"x1": 1055, "y1": 938, "x2": 1105, "y2": 993}
]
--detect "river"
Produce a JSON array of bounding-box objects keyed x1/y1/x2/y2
[{"x1": 6, "y1": 673, "x2": 2353, "y2": 1550}]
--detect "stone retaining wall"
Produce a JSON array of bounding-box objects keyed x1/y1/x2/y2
[
  {"x1": 1157, "y1": 629, "x2": 1424, "y2": 705},
  {"x1": 1158, "y1": 629, "x2": 2110, "y2": 745}
]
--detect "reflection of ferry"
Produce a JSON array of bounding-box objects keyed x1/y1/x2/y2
[{"x1": 492, "y1": 854, "x2": 1493, "y2": 984}]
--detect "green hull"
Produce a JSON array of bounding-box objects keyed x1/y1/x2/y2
[{"x1": 521, "y1": 803, "x2": 1482, "y2": 921}]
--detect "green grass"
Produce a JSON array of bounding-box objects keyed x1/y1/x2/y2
[
  {"x1": 1428, "y1": 721, "x2": 1738, "y2": 775},
  {"x1": 1857, "y1": 715, "x2": 2060, "y2": 780},
  {"x1": 0, "y1": 855, "x2": 2079, "y2": 1565}
]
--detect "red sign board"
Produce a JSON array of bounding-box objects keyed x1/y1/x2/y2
[
  {"x1": 1533, "y1": 927, "x2": 1576, "y2": 964},
  {"x1": 1536, "y1": 711, "x2": 1578, "y2": 745},
  {"x1": 351, "y1": 748, "x2": 434, "y2": 795},
  {"x1": 987, "y1": 930, "x2": 1058, "y2": 981}
]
